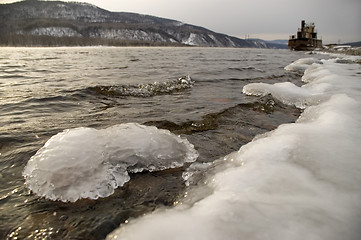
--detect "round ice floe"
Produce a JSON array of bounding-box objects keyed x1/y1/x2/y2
[{"x1": 23, "y1": 123, "x2": 198, "y2": 202}]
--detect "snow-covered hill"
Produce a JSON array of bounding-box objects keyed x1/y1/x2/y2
[{"x1": 0, "y1": 0, "x2": 284, "y2": 48}]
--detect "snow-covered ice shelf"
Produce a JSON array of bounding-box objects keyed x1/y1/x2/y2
[{"x1": 106, "y1": 56, "x2": 361, "y2": 240}]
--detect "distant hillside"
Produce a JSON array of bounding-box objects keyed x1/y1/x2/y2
[
  {"x1": 0, "y1": 0, "x2": 284, "y2": 48},
  {"x1": 344, "y1": 41, "x2": 361, "y2": 47},
  {"x1": 266, "y1": 39, "x2": 288, "y2": 45},
  {"x1": 247, "y1": 38, "x2": 288, "y2": 49}
]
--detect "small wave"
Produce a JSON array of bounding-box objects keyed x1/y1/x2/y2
[
  {"x1": 130, "y1": 58, "x2": 140, "y2": 62},
  {"x1": 202, "y1": 58, "x2": 249, "y2": 62},
  {"x1": 2, "y1": 69, "x2": 27, "y2": 74},
  {"x1": 95, "y1": 66, "x2": 128, "y2": 70},
  {"x1": 145, "y1": 94, "x2": 298, "y2": 135},
  {"x1": 228, "y1": 66, "x2": 264, "y2": 72},
  {"x1": 0, "y1": 74, "x2": 29, "y2": 79},
  {"x1": 90, "y1": 76, "x2": 194, "y2": 97},
  {"x1": 2, "y1": 64, "x2": 26, "y2": 68}
]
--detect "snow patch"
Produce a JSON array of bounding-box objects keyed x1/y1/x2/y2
[
  {"x1": 20, "y1": 27, "x2": 82, "y2": 38},
  {"x1": 182, "y1": 33, "x2": 198, "y2": 46},
  {"x1": 90, "y1": 29, "x2": 167, "y2": 42},
  {"x1": 225, "y1": 37, "x2": 236, "y2": 47}
]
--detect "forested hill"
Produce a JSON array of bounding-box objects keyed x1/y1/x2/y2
[{"x1": 0, "y1": 0, "x2": 286, "y2": 48}]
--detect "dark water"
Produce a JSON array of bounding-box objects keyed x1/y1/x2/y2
[{"x1": 1, "y1": 47, "x2": 312, "y2": 239}]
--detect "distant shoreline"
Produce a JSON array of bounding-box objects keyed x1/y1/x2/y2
[
  {"x1": 0, "y1": 34, "x2": 189, "y2": 47},
  {"x1": 316, "y1": 46, "x2": 361, "y2": 56}
]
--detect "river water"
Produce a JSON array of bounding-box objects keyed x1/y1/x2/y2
[{"x1": 1, "y1": 47, "x2": 317, "y2": 239}]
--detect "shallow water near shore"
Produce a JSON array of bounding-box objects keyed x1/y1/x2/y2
[{"x1": 1, "y1": 47, "x2": 319, "y2": 239}]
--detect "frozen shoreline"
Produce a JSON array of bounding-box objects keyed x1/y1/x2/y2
[
  {"x1": 106, "y1": 56, "x2": 361, "y2": 240},
  {"x1": 317, "y1": 46, "x2": 361, "y2": 57}
]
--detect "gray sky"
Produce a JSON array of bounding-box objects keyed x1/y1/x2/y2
[{"x1": 1, "y1": 0, "x2": 360, "y2": 43}]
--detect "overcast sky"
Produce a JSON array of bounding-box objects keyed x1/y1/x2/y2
[{"x1": 1, "y1": 0, "x2": 360, "y2": 43}]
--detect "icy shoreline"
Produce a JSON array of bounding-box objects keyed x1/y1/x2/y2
[{"x1": 106, "y1": 56, "x2": 361, "y2": 240}]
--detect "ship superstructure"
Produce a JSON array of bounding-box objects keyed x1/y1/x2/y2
[{"x1": 288, "y1": 20, "x2": 322, "y2": 51}]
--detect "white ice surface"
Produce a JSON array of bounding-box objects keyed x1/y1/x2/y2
[
  {"x1": 23, "y1": 123, "x2": 198, "y2": 202},
  {"x1": 242, "y1": 81, "x2": 315, "y2": 108},
  {"x1": 284, "y1": 57, "x2": 322, "y2": 72},
  {"x1": 106, "y1": 57, "x2": 361, "y2": 240}
]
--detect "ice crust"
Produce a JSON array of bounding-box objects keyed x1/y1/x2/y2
[
  {"x1": 106, "y1": 57, "x2": 361, "y2": 240},
  {"x1": 242, "y1": 81, "x2": 315, "y2": 108},
  {"x1": 284, "y1": 57, "x2": 322, "y2": 72},
  {"x1": 243, "y1": 58, "x2": 360, "y2": 108},
  {"x1": 23, "y1": 123, "x2": 198, "y2": 202}
]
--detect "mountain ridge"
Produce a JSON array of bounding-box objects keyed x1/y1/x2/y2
[{"x1": 0, "y1": 0, "x2": 286, "y2": 48}]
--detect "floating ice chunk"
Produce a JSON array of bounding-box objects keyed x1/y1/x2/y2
[
  {"x1": 284, "y1": 57, "x2": 322, "y2": 72},
  {"x1": 23, "y1": 123, "x2": 198, "y2": 202},
  {"x1": 23, "y1": 127, "x2": 129, "y2": 203}
]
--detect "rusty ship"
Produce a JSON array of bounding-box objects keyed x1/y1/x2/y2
[{"x1": 288, "y1": 20, "x2": 322, "y2": 51}]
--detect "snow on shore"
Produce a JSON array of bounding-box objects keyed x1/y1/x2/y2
[{"x1": 106, "y1": 57, "x2": 361, "y2": 240}]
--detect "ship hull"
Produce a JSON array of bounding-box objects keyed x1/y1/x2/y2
[{"x1": 288, "y1": 38, "x2": 322, "y2": 51}]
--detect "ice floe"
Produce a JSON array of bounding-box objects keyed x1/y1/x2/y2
[{"x1": 23, "y1": 123, "x2": 198, "y2": 202}]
